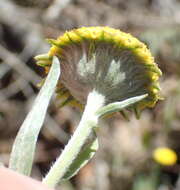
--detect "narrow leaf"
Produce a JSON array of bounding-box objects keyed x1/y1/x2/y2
[
  {"x1": 9, "y1": 56, "x2": 60, "y2": 175},
  {"x1": 62, "y1": 137, "x2": 98, "y2": 180},
  {"x1": 96, "y1": 94, "x2": 148, "y2": 118},
  {"x1": 0, "y1": 162, "x2": 4, "y2": 168}
]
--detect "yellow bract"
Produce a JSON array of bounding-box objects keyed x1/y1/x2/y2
[
  {"x1": 48, "y1": 26, "x2": 156, "y2": 61},
  {"x1": 153, "y1": 147, "x2": 177, "y2": 166}
]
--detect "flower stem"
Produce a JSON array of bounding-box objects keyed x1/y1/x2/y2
[{"x1": 42, "y1": 90, "x2": 105, "y2": 188}]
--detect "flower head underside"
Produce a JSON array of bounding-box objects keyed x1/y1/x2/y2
[{"x1": 35, "y1": 26, "x2": 162, "y2": 114}]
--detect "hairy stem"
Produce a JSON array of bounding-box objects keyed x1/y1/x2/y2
[{"x1": 42, "y1": 90, "x2": 105, "y2": 188}]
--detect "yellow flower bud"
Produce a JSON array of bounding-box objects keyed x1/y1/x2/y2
[{"x1": 153, "y1": 147, "x2": 177, "y2": 166}]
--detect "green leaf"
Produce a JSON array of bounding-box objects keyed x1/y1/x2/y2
[
  {"x1": 0, "y1": 162, "x2": 4, "y2": 168},
  {"x1": 96, "y1": 94, "x2": 148, "y2": 118},
  {"x1": 132, "y1": 174, "x2": 158, "y2": 190},
  {"x1": 9, "y1": 56, "x2": 60, "y2": 176},
  {"x1": 62, "y1": 137, "x2": 99, "y2": 180}
]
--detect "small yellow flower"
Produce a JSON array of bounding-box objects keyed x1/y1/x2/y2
[
  {"x1": 153, "y1": 147, "x2": 177, "y2": 166},
  {"x1": 35, "y1": 26, "x2": 162, "y2": 115}
]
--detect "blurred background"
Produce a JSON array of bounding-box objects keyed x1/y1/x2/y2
[{"x1": 1, "y1": 0, "x2": 180, "y2": 189}]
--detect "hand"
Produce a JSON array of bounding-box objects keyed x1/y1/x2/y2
[{"x1": 0, "y1": 167, "x2": 54, "y2": 190}]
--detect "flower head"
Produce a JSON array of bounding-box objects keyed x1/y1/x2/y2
[
  {"x1": 153, "y1": 147, "x2": 177, "y2": 166},
  {"x1": 35, "y1": 26, "x2": 162, "y2": 114}
]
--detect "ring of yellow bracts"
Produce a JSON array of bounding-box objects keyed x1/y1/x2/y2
[
  {"x1": 35, "y1": 26, "x2": 162, "y2": 117},
  {"x1": 153, "y1": 147, "x2": 178, "y2": 166}
]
